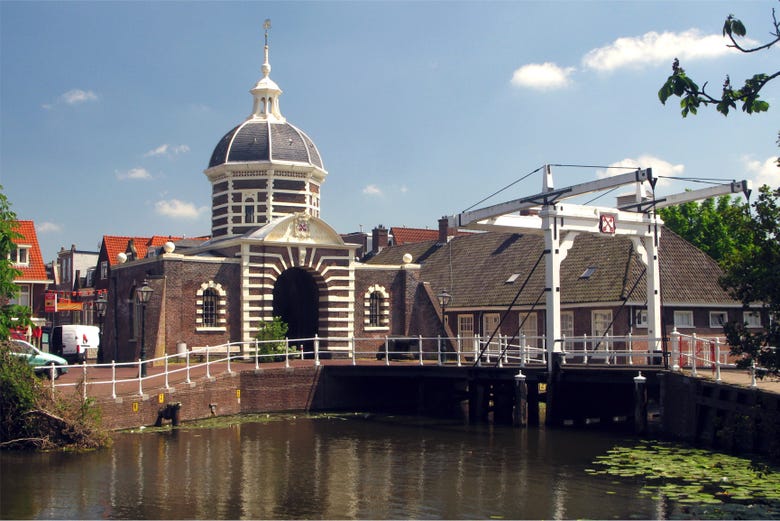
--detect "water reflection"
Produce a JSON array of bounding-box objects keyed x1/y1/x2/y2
[{"x1": 1, "y1": 415, "x2": 661, "y2": 519}]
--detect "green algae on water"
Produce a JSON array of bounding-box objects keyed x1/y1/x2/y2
[{"x1": 587, "y1": 441, "x2": 780, "y2": 518}]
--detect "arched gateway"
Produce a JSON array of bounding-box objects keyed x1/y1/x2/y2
[{"x1": 273, "y1": 267, "x2": 320, "y2": 345}]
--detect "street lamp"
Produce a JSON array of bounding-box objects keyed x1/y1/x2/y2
[
  {"x1": 94, "y1": 295, "x2": 107, "y2": 363},
  {"x1": 437, "y1": 289, "x2": 451, "y2": 335},
  {"x1": 136, "y1": 279, "x2": 153, "y2": 377}
]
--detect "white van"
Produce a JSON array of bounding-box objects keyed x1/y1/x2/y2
[{"x1": 51, "y1": 325, "x2": 100, "y2": 363}]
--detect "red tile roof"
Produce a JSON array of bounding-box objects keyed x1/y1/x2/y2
[
  {"x1": 101, "y1": 235, "x2": 208, "y2": 266},
  {"x1": 12, "y1": 221, "x2": 50, "y2": 282}
]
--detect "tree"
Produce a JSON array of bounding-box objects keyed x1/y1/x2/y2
[
  {"x1": 658, "y1": 195, "x2": 753, "y2": 264},
  {"x1": 0, "y1": 186, "x2": 31, "y2": 340},
  {"x1": 658, "y1": 4, "x2": 780, "y2": 117},
  {"x1": 254, "y1": 316, "x2": 291, "y2": 360},
  {"x1": 719, "y1": 185, "x2": 780, "y2": 376}
]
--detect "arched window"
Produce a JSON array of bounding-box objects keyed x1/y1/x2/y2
[
  {"x1": 202, "y1": 289, "x2": 218, "y2": 327},
  {"x1": 364, "y1": 284, "x2": 390, "y2": 330},
  {"x1": 196, "y1": 282, "x2": 227, "y2": 331}
]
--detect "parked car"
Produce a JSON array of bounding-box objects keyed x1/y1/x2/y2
[{"x1": 10, "y1": 339, "x2": 69, "y2": 379}]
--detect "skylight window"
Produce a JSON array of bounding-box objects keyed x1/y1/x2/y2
[
  {"x1": 505, "y1": 273, "x2": 520, "y2": 284},
  {"x1": 579, "y1": 267, "x2": 597, "y2": 280}
]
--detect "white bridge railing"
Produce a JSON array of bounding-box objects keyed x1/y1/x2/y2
[{"x1": 45, "y1": 332, "x2": 761, "y2": 400}]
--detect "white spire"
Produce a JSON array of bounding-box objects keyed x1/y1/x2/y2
[{"x1": 250, "y1": 18, "x2": 284, "y2": 122}]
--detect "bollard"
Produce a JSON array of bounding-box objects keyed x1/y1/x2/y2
[
  {"x1": 155, "y1": 402, "x2": 182, "y2": 427},
  {"x1": 633, "y1": 372, "x2": 648, "y2": 435},
  {"x1": 513, "y1": 371, "x2": 528, "y2": 427}
]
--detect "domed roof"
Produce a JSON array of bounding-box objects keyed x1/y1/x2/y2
[
  {"x1": 208, "y1": 120, "x2": 323, "y2": 169},
  {"x1": 207, "y1": 22, "x2": 324, "y2": 172}
]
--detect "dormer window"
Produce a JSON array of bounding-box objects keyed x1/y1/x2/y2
[
  {"x1": 10, "y1": 246, "x2": 30, "y2": 267},
  {"x1": 579, "y1": 266, "x2": 597, "y2": 279}
]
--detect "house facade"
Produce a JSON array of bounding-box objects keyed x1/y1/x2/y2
[{"x1": 8, "y1": 220, "x2": 53, "y2": 334}]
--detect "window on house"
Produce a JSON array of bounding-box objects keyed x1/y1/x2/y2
[
  {"x1": 744, "y1": 311, "x2": 762, "y2": 328},
  {"x1": 634, "y1": 309, "x2": 648, "y2": 328},
  {"x1": 580, "y1": 267, "x2": 597, "y2": 279},
  {"x1": 709, "y1": 311, "x2": 728, "y2": 328},
  {"x1": 245, "y1": 199, "x2": 255, "y2": 223},
  {"x1": 561, "y1": 311, "x2": 574, "y2": 339},
  {"x1": 519, "y1": 311, "x2": 538, "y2": 347},
  {"x1": 458, "y1": 315, "x2": 474, "y2": 339},
  {"x1": 363, "y1": 285, "x2": 389, "y2": 330},
  {"x1": 11, "y1": 285, "x2": 31, "y2": 308},
  {"x1": 202, "y1": 289, "x2": 218, "y2": 327},
  {"x1": 10, "y1": 246, "x2": 30, "y2": 266},
  {"x1": 197, "y1": 282, "x2": 227, "y2": 331},
  {"x1": 100, "y1": 261, "x2": 108, "y2": 280},
  {"x1": 674, "y1": 310, "x2": 694, "y2": 329},
  {"x1": 592, "y1": 310, "x2": 613, "y2": 337},
  {"x1": 368, "y1": 292, "x2": 382, "y2": 327}
]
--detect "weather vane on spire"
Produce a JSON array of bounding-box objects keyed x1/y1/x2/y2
[{"x1": 264, "y1": 19, "x2": 271, "y2": 47}]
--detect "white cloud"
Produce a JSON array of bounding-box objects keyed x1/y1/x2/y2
[
  {"x1": 61, "y1": 89, "x2": 98, "y2": 105},
  {"x1": 363, "y1": 184, "x2": 383, "y2": 196},
  {"x1": 399, "y1": 185, "x2": 408, "y2": 194},
  {"x1": 144, "y1": 144, "x2": 190, "y2": 158},
  {"x1": 116, "y1": 167, "x2": 152, "y2": 181},
  {"x1": 597, "y1": 155, "x2": 684, "y2": 191},
  {"x1": 582, "y1": 29, "x2": 741, "y2": 72},
  {"x1": 154, "y1": 199, "x2": 204, "y2": 219},
  {"x1": 42, "y1": 88, "x2": 99, "y2": 110},
  {"x1": 510, "y1": 62, "x2": 575, "y2": 90},
  {"x1": 36, "y1": 222, "x2": 62, "y2": 233},
  {"x1": 743, "y1": 156, "x2": 780, "y2": 190}
]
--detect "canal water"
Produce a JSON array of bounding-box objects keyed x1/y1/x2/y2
[{"x1": 0, "y1": 414, "x2": 724, "y2": 519}]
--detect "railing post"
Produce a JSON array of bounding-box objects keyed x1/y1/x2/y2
[
  {"x1": 186, "y1": 350, "x2": 191, "y2": 383},
  {"x1": 384, "y1": 336, "x2": 390, "y2": 366},
  {"x1": 285, "y1": 338, "x2": 290, "y2": 369},
  {"x1": 255, "y1": 338, "x2": 260, "y2": 371},
  {"x1": 111, "y1": 360, "x2": 117, "y2": 399},
  {"x1": 583, "y1": 333, "x2": 590, "y2": 364},
  {"x1": 671, "y1": 328, "x2": 680, "y2": 372},
  {"x1": 437, "y1": 335, "x2": 442, "y2": 366},
  {"x1": 351, "y1": 337, "x2": 356, "y2": 366},
  {"x1": 497, "y1": 334, "x2": 504, "y2": 368},
  {"x1": 82, "y1": 361, "x2": 87, "y2": 402},
  {"x1": 314, "y1": 334, "x2": 321, "y2": 367},
  {"x1": 138, "y1": 358, "x2": 143, "y2": 396},
  {"x1": 627, "y1": 332, "x2": 633, "y2": 365},
  {"x1": 751, "y1": 359, "x2": 757, "y2": 388},
  {"x1": 206, "y1": 346, "x2": 211, "y2": 379},
  {"x1": 691, "y1": 333, "x2": 698, "y2": 377},
  {"x1": 474, "y1": 336, "x2": 481, "y2": 367},
  {"x1": 714, "y1": 337, "x2": 722, "y2": 382},
  {"x1": 520, "y1": 333, "x2": 527, "y2": 367},
  {"x1": 50, "y1": 364, "x2": 56, "y2": 396},
  {"x1": 605, "y1": 333, "x2": 612, "y2": 365},
  {"x1": 227, "y1": 344, "x2": 232, "y2": 374},
  {"x1": 165, "y1": 354, "x2": 170, "y2": 390},
  {"x1": 418, "y1": 335, "x2": 424, "y2": 366},
  {"x1": 456, "y1": 335, "x2": 462, "y2": 368}
]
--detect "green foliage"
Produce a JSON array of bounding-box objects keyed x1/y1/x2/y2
[
  {"x1": 659, "y1": 7, "x2": 780, "y2": 117},
  {"x1": 0, "y1": 186, "x2": 31, "y2": 340},
  {"x1": 719, "y1": 185, "x2": 780, "y2": 375},
  {"x1": 254, "y1": 316, "x2": 291, "y2": 358},
  {"x1": 0, "y1": 341, "x2": 40, "y2": 442},
  {"x1": 659, "y1": 194, "x2": 753, "y2": 263}
]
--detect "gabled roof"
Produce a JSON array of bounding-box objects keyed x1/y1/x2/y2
[
  {"x1": 367, "y1": 227, "x2": 734, "y2": 308},
  {"x1": 12, "y1": 221, "x2": 50, "y2": 283}
]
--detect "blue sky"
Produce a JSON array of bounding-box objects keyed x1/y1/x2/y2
[{"x1": 2, "y1": 1, "x2": 778, "y2": 261}]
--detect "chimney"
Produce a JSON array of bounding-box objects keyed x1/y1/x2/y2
[
  {"x1": 438, "y1": 217, "x2": 449, "y2": 245},
  {"x1": 372, "y1": 225, "x2": 388, "y2": 254}
]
